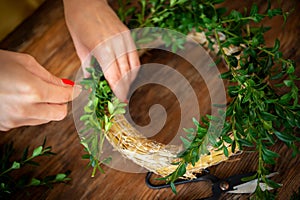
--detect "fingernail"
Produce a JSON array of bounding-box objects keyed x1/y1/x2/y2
[{"x1": 62, "y1": 78, "x2": 75, "y2": 86}]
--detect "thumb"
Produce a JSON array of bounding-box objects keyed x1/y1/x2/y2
[
  {"x1": 23, "y1": 55, "x2": 75, "y2": 87},
  {"x1": 37, "y1": 80, "x2": 82, "y2": 104}
]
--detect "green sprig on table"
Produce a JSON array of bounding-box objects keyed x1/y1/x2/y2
[{"x1": 0, "y1": 138, "x2": 71, "y2": 199}]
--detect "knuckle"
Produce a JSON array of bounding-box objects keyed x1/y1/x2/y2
[
  {"x1": 22, "y1": 53, "x2": 36, "y2": 65},
  {"x1": 26, "y1": 86, "x2": 43, "y2": 102}
]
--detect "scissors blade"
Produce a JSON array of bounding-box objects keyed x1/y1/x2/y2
[{"x1": 227, "y1": 172, "x2": 279, "y2": 194}]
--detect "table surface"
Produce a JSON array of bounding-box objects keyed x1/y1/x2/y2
[{"x1": 0, "y1": 0, "x2": 299, "y2": 199}]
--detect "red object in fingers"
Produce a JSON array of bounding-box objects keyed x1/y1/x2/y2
[{"x1": 62, "y1": 78, "x2": 75, "y2": 86}]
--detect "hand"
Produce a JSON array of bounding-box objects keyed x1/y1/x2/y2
[
  {"x1": 63, "y1": 0, "x2": 140, "y2": 101},
  {"x1": 0, "y1": 50, "x2": 81, "y2": 131}
]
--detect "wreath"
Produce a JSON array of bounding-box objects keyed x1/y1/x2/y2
[{"x1": 75, "y1": 0, "x2": 299, "y2": 199}]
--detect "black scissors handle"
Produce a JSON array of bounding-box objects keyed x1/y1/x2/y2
[
  {"x1": 145, "y1": 169, "x2": 216, "y2": 189},
  {"x1": 145, "y1": 171, "x2": 257, "y2": 200}
]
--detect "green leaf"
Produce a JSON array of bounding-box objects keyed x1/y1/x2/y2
[
  {"x1": 274, "y1": 131, "x2": 296, "y2": 143},
  {"x1": 267, "y1": 8, "x2": 282, "y2": 18},
  {"x1": 262, "y1": 120, "x2": 273, "y2": 130},
  {"x1": 170, "y1": 182, "x2": 177, "y2": 194},
  {"x1": 183, "y1": 128, "x2": 194, "y2": 134},
  {"x1": 272, "y1": 39, "x2": 280, "y2": 52},
  {"x1": 101, "y1": 156, "x2": 112, "y2": 165},
  {"x1": 55, "y1": 173, "x2": 67, "y2": 181},
  {"x1": 279, "y1": 93, "x2": 291, "y2": 104},
  {"x1": 107, "y1": 101, "x2": 114, "y2": 115},
  {"x1": 113, "y1": 108, "x2": 126, "y2": 115},
  {"x1": 222, "y1": 135, "x2": 232, "y2": 144},
  {"x1": 274, "y1": 105, "x2": 285, "y2": 118},
  {"x1": 263, "y1": 177, "x2": 282, "y2": 189},
  {"x1": 238, "y1": 139, "x2": 253, "y2": 147},
  {"x1": 260, "y1": 111, "x2": 277, "y2": 121},
  {"x1": 82, "y1": 154, "x2": 90, "y2": 159},
  {"x1": 32, "y1": 146, "x2": 43, "y2": 157},
  {"x1": 274, "y1": 51, "x2": 283, "y2": 60},
  {"x1": 287, "y1": 65, "x2": 295, "y2": 74},
  {"x1": 180, "y1": 136, "x2": 191, "y2": 149},
  {"x1": 30, "y1": 178, "x2": 41, "y2": 186},
  {"x1": 223, "y1": 146, "x2": 229, "y2": 157},
  {"x1": 262, "y1": 147, "x2": 279, "y2": 158},
  {"x1": 231, "y1": 140, "x2": 236, "y2": 153},
  {"x1": 284, "y1": 80, "x2": 293, "y2": 87},
  {"x1": 80, "y1": 114, "x2": 90, "y2": 121},
  {"x1": 250, "y1": 4, "x2": 258, "y2": 16},
  {"x1": 241, "y1": 173, "x2": 257, "y2": 182},
  {"x1": 220, "y1": 70, "x2": 232, "y2": 79},
  {"x1": 177, "y1": 163, "x2": 186, "y2": 177},
  {"x1": 253, "y1": 14, "x2": 264, "y2": 23},
  {"x1": 11, "y1": 161, "x2": 20, "y2": 169},
  {"x1": 230, "y1": 10, "x2": 243, "y2": 21}
]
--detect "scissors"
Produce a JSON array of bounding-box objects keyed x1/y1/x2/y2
[{"x1": 145, "y1": 170, "x2": 277, "y2": 200}]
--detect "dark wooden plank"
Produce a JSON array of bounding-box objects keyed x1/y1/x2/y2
[{"x1": 0, "y1": 0, "x2": 299, "y2": 200}]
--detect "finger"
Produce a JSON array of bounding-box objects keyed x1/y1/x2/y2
[
  {"x1": 25, "y1": 103, "x2": 69, "y2": 121},
  {"x1": 21, "y1": 54, "x2": 79, "y2": 88},
  {"x1": 93, "y1": 42, "x2": 122, "y2": 85},
  {"x1": 127, "y1": 50, "x2": 141, "y2": 83},
  {"x1": 36, "y1": 80, "x2": 82, "y2": 104},
  {"x1": 103, "y1": 59, "x2": 130, "y2": 101},
  {"x1": 116, "y1": 53, "x2": 130, "y2": 76},
  {"x1": 123, "y1": 30, "x2": 140, "y2": 88},
  {"x1": 13, "y1": 119, "x2": 52, "y2": 129},
  {"x1": 20, "y1": 54, "x2": 65, "y2": 86},
  {"x1": 93, "y1": 42, "x2": 115, "y2": 71},
  {"x1": 0, "y1": 115, "x2": 52, "y2": 131}
]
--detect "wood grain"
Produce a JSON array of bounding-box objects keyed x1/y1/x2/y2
[{"x1": 0, "y1": 0, "x2": 299, "y2": 199}]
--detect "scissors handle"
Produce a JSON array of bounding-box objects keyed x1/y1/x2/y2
[
  {"x1": 145, "y1": 171, "x2": 257, "y2": 200},
  {"x1": 145, "y1": 169, "x2": 217, "y2": 189}
]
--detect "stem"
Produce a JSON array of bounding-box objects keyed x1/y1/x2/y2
[
  {"x1": 0, "y1": 149, "x2": 49, "y2": 177},
  {"x1": 214, "y1": 29, "x2": 245, "y2": 86},
  {"x1": 221, "y1": 16, "x2": 254, "y2": 23},
  {"x1": 256, "y1": 138, "x2": 264, "y2": 190},
  {"x1": 91, "y1": 160, "x2": 98, "y2": 177},
  {"x1": 0, "y1": 168, "x2": 13, "y2": 177}
]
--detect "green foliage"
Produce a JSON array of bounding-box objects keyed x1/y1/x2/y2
[
  {"x1": 114, "y1": 0, "x2": 300, "y2": 198},
  {"x1": 80, "y1": 59, "x2": 126, "y2": 177},
  {"x1": 0, "y1": 138, "x2": 70, "y2": 199}
]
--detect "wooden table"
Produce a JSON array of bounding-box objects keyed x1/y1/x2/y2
[{"x1": 0, "y1": 0, "x2": 299, "y2": 199}]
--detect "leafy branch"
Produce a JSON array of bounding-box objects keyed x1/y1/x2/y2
[
  {"x1": 114, "y1": 0, "x2": 300, "y2": 198},
  {"x1": 0, "y1": 138, "x2": 70, "y2": 199},
  {"x1": 80, "y1": 58, "x2": 126, "y2": 177}
]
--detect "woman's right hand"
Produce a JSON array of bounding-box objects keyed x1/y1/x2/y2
[{"x1": 0, "y1": 50, "x2": 81, "y2": 131}]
